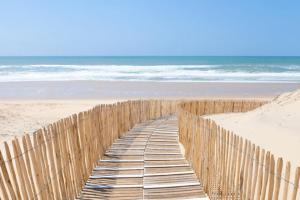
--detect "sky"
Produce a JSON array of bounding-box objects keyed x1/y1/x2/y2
[{"x1": 0, "y1": 0, "x2": 299, "y2": 56}]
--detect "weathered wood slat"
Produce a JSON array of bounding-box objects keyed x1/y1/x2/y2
[{"x1": 85, "y1": 183, "x2": 143, "y2": 189}]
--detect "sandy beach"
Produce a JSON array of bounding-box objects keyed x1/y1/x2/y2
[
  {"x1": 1, "y1": 80, "x2": 299, "y2": 99},
  {"x1": 1, "y1": 80, "x2": 299, "y2": 148},
  {"x1": 0, "y1": 100, "x2": 120, "y2": 144}
]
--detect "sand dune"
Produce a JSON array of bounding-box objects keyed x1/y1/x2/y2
[{"x1": 206, "y1": 88, "x2": 300, "y2": 167}]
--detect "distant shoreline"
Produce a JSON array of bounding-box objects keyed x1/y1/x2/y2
[{"x1": 0, "y1": 80, "x2": 299, "y2": 99}]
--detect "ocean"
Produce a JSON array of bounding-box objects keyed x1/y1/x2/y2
[{"x1": 0, "y1": 56, "x2": 300, "y2": 82}]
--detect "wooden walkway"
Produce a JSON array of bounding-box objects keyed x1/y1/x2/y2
[{"x1": 79, "y1": 116, "x2": 208, "y2": 200}]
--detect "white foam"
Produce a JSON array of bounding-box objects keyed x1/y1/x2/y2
[{"x1": 0, "y1": 64, "x2": 300, "y2": 82}]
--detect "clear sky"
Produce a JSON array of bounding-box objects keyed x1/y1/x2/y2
[{"x1": 0, "y1": 0, "x2": 299, "y2": 56}]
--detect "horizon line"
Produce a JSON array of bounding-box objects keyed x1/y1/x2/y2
[{"x1": 1, "y1": 55, "x2": 300, "y2": 57}]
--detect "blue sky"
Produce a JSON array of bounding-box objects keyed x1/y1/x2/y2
[{"x1": 0, "y1": 0, "x2": 299, "y2": 56}]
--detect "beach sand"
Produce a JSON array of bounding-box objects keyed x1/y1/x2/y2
[
  {"x1": 0, "y1": 80, "x2": 299, "y2": 99},
  {"x1": 0, "y1": 80, "x2": 299, "y2": 154},
  {"x1": 206, "y1": 89, "x2": 300, "y2": 168},
  {"x1": 0, "y1": 100, "x2": 119, "y2": 145}
]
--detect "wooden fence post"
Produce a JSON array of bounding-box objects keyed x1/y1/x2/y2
[{"x1": 283, "y1": 161, "x2": 291, "y2": 200}]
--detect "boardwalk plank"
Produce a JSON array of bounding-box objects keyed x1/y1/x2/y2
[{"x1": 80, "y1": 116, "x2": 207, "y2": 199}]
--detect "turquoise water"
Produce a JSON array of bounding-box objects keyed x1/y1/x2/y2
[{"x1": 0, "y1": 56, "x2": 300, "y2": 82}]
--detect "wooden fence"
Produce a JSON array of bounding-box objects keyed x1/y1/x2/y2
[
  {"x1": 179, "y1": 100, "x2": 300, "y2": 200},
  {"x1": 0, "y1": 100, "x2": 177, "y2": 200}
]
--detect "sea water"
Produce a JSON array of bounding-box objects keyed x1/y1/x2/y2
[{"x1": 0, "y1": 56, "x2": 300, "y2": 82}]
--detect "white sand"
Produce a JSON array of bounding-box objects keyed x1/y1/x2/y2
[
  {"x1": 206, "y1": 89, "x2": 300, "y2": 167},
  {"x1": 2, "y1": 87, "x2": 299, "y2": 164},
  {"x1": 0, "y1": 100, "x2": 118, "y2": 144}
]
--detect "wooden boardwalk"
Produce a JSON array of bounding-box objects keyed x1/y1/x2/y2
[{"x1": 79, "y1": 116, "x2": 208, "y2": 200}]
